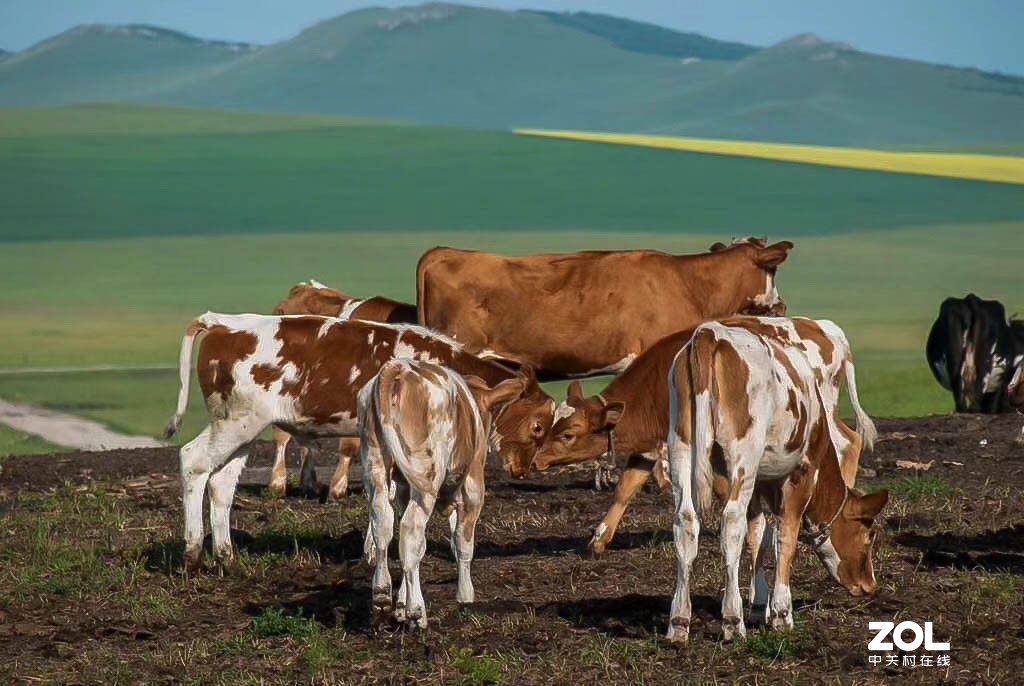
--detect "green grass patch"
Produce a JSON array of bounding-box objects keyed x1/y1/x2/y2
[
  {"x1": 0, "y1": 423, "x2": 66, "y2": 456},
  {"x1": 744, "y1": 628, "x2": 809, "y2": 660},
  {"x1": 449, "y1": 647, "x2": 505, "y2": 686},
  {"x1": 866, "y1": 474, "x2": 952, "y2": 501},
  {"x1": 249, "y1": 607, "x2": 320, "y2": 640},
  {"x1": 968, "y1": 572, "x2": 1022, "y2": 605}
]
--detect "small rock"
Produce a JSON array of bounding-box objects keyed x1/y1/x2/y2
[{"x1": 858, "y1": 467, "x2": 878, "y2": 478}]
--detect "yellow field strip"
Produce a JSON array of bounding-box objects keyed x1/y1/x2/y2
[{"x1": 516, "y1": 129, "x2": 1024, "y2": 185}]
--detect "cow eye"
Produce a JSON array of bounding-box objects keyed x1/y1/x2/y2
[
  {"x1": 560, "y1": 432, "x2": 574, "y2": 442},
  {"x1": 531, "y1": 421, "x2": 545, "y2": 436}
]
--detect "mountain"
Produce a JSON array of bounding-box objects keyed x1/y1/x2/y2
[
  {"x1": 1, "y1": 3, "x2": 1022, "y2": 147},
  {"x1": 0, "y1": 24, "x2": 256, "y2": 106}
]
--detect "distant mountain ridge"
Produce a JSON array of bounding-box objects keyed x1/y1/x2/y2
[{"x1": 2, "y1": 2, "x2": 1022, "y2": 147}]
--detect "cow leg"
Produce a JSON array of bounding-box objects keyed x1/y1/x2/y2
[
  {"x1": 208, "y1": 447, "x2": 250, "y2": 569},
  {"x1": 268, "y1": 426, "x2": 291, "y2": 498},
  {"x1": 589, "y1": 455, "x2": 654, "y2": 557},
  {"x1": 1016, "y1": 422, "x2": 1024, "y2": 448},
  {"x1": 362, "y1": 433, "x2": 394, "y2": 628},
  {"x1": 398, "y1": 490, "x2": 436, "y2": 629},
  {"x1": 298, "y1": 441, "x2": 318, "y2": 496},
  {"x1": 328, "y1": 437, "x2": 359, "y2": 500},
  {"x1": 770, "y1": 489, "x2": 806, "y2": 632},
  {"x1": 452, "y1": 471, "x2": 484, "y2": 604},
  {"x1": 720, "y1": 464, "x2": 756, "y2": 641},
  {"x1": 745, "y1": 505, "x2": 775, "y2": 625},
  {"x1": 180, "y1": 420, "x2": 263, "y2": 572},
  {"x1": 666, "y1": 435, "x2": 699, "y2": 644}
]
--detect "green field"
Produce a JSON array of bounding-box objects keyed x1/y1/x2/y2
[
  {"x1": 0, "y1": 105, "x2": 1021, "y2": 453},
  {"x1": 2, "y1": 105, "x2": 1022, "y2": 242}
]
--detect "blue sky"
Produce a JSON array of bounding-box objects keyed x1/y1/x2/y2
[{"x1": 2, "y1": 0, "x2": 1022, "y2": 75}]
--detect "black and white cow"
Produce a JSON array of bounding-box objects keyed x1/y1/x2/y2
[{"x1": 926, "y1": 294, "x2": 1021, "y2": 413}]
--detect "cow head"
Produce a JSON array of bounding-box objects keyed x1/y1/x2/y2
[
  {"x1": 532, "y1": 380, "x2": 625, "y2": 471},
  {"x1": 811, "y1": 488, "x2": 888, "y2": 596},
  {"x1": 710, "y1": 238, "x2": 793, "y2": 317},
  {"x1": 489, "y1": 367, "x2": 555, "y2": 478}
]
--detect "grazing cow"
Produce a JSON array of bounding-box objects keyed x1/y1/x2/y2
[
  {"x1": 532, "y1": 317, "x2": 875, "y2": 556},
  {"x1": 666, "y1": 321, "x2": 888, "y2": 643},
  {"x1": 269, "y1": 280, "x2": 417, "y2": 499},
  {"x1": 163, "y1": 313, "x2": 553, "y2": 571},
  {"x1": 926, "y1": 294, "x2": 1017, "y2": 413},
  {"x1": 360, "y1": 359, "x2": 526, "y2": 629},
  {"x1": 417, "y1": 238, "x2": 793, "y2": 379}
]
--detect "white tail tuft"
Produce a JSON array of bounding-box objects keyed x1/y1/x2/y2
[
  {"x1": 843, "y1": 357, "x2": 876, "y2": 452},
  {"x1": 163, "y1": 319, "x2": 207, "y2": 438}
]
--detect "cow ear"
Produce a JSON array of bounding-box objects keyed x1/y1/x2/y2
[
  {"x1": 755, "y1": 240, "x2": 794, "y2": 268},
  {"x1": 853, "y1": 489, "x2": 889, "y2": 519},
  {"x1": 483, "y1": 376, "x2": 527, "y2": 413},
  {"x1": 567, "y1": 380, "x2": 584, "y2": 402},
  {"x1": 601, "y1": 401, "x2": 626, "y2": 428},
  {"x1": 709, "y1": 241, "x2": 728, "y2": 253},
  {"x1": 517, "y1": 365, "x2": 538, "y2": 388}
]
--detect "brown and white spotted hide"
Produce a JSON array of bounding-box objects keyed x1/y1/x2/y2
[
  {"x1": 164, "y1": 313, "x2": 553, "y2": 571},
  {"x1": 532, "y1": 317, "x2": 874, "y2": 556},
  {"x1": 269, "y1": 280, "x2": 417, "y2": 499},
  {"x1": 360, "y1": 359, "x2": 526, "y2": 628},
  {"x1": 665, "y1": 321, "x2": 888, "y2": 644}
]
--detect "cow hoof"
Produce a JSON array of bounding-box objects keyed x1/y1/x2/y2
[
  {"x1": 667, "y1": 617, "x2": 690, "y2": 644},
  {"x1": 267, "y1": 483, "x2": 287, "y2": 499},
  {"x1": 771, "y1": 612, "x2": 793, "y2": 632},
  {"x1": 587, "y1": 540, "x2": 606, "y2": 559},
  {"x1": 748, "y1": 604, "x2": 769, "y2": 626},
  {"x1": 372, "y1": 590, "x2": 393, "y2": 629},
  {"x1": 183, "y1": 547, "x2": 204, "y2": 575},
  {"x1": 327, "y1": 484, "x2": 348, "y2": 501},
  {"x1": 721, "y1": 617, "x2": 746, "y2": 642}
]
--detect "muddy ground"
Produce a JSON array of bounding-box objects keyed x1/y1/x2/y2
[{"x1": 0, "y1": 414, "x2": 1022, "y2": 684}]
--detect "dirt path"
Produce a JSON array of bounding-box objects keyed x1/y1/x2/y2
[{"x1": 0, "y1": 397, "x2": 164, "y2": 451}]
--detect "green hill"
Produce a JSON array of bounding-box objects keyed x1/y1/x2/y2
[
  {"x1": 1, "y1": 4, "x2": 1023, "y2": 146},
  {"x1": 1, "y1": 104, "x2": 1022, "y2": 242},
  {"x1": 0, "y1": 24, "x2": 255, "y2": 106}
]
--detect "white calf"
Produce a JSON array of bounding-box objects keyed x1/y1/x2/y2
[{"x1": 359, "y1": 359, "x2": 525, "y2": 629}]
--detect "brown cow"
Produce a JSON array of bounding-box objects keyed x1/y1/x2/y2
[
  {"x1": 416, "y1": 238, "x2": 793, "y2": 379},
  {"x1": 164, "y1": 313, "x2": 553, "y2": 571},
  {"x1": 533, "y1": 317, "x2": 875, "y2": 556},
  {"x1": 270, "y1": 280, "x2": 417, "y2": 499},
  {"x1": 666, "y1": 320, "x2": 887, "y2": 643}
]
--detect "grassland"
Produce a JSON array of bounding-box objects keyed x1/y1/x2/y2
[
  {"x1": 518, "y1": 129, "x2": 1024, "y2": 185},
  {"x1": 0, "y1": 223, "x2": 1021, "y2": 444},
  {"x1": 2, "y1": 106, "x2": 1023, "y2": 242},
  {"x1": 0, "y1": 105, "x2": 1021, "y2": 450}
]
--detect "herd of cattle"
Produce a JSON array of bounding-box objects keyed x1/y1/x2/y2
[{"x1": 162, "y1": 238, "x2": 1023, "y2": 641}]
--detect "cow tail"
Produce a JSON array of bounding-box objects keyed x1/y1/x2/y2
[
  {"x1": 164, "y1": 317, "x2": 209, "y2": 438},
  {"x1": 689, "y1": 328, "x2": 718, "y2": 523},
  {"x1": 843, "y1": 354, "x2": 877, "y2": 452},
  {"x1": 376, "y1": 361, "x2": 436, "y2": 496}
]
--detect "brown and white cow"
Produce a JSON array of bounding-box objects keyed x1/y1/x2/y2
[
  {"x1": 360, "y1": 359, "x2": 526, "y2": 629},
  {"x1": 270, "y1": 280, "x2": 417, "y2": 499},
  {"x1": 416, "y1": 238, "x2": 793, "y2": 379},
  {"x1": 532, "y1": 317, "x2": 875, "y2": 556},
  {"x1": 666, "y1": 320, "x2": 888, "y2": 643},
  {"x1": 163, "y1": 313, "x2": 554, "y2": 571}
]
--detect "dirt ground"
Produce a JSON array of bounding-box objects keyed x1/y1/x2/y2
[{"x1": 0, "y1": 414, "x2": 1022, "y2": 684}]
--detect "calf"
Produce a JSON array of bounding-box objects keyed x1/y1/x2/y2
[
  {"x1": 270, "y1": 280, "x2": 417, "y2": 499},
  {"x1": 532, "y1": 317, "x2": 875, "y2": 556},
  {"x1": 360, "y1": 359, "x2": 525, "y2": 629},
  {"x1": 666, "y1": 321, "x2": 888, "y2": 643},
  {"x1": 164, "y1": 313, "x2": 553, "y2": 571}
]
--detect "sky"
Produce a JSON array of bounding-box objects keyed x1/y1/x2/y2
[{"x1": 2, "y1": 0, "x2": 1022, "y2": 76}]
